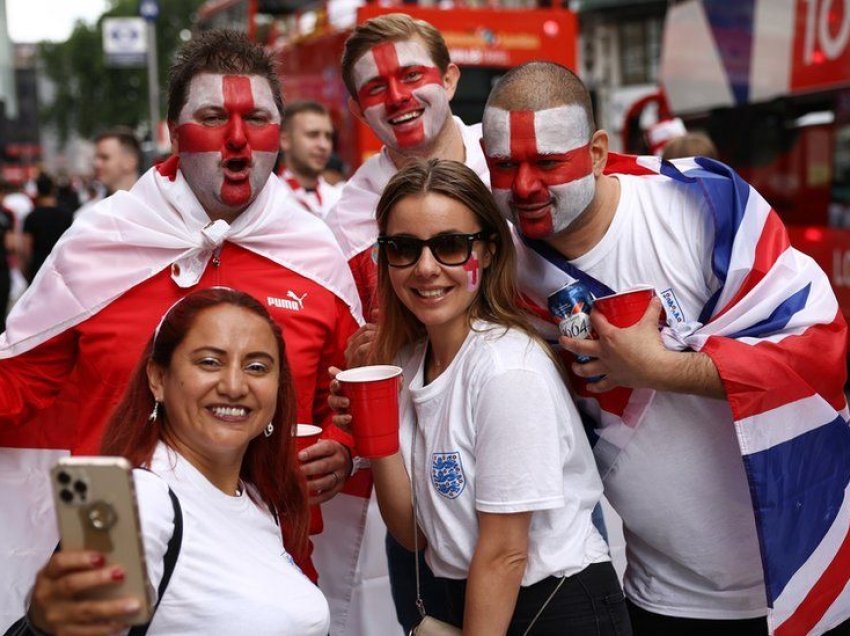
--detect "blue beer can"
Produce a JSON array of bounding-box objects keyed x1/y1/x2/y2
[{"x1": 547, "y1": 281, "x2": 595, "y2": 364}]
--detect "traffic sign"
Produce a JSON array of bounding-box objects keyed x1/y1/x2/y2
[
  {"x1": 102, "y1": 18, "x2": 147, "y2": 68},
  {"x1": 139, "y1": 0, "x2": 160, "y2": 21}
]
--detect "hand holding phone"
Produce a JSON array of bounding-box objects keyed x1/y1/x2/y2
[{"x1": 30, "y1": 456, "x2": 154, "y2": 632}]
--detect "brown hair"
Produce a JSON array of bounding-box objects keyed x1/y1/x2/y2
[
  {"x1": 95, "y1": 126, "x2": 142, "y2": 171},
  {"x1": 341, "y1": 13, "x2": 450, "y2": 101},
  {"x1": 371, "y1": 159, "x2": 549, "y2": 365},
  {"x1": 101, "y1": 287, "x2": 309, "y2": 554},
  {"x1": 283, "y1": 100, "x2": 330, "y2": 132},
  {"x1": 167, "y1": 30, "x2": 283, "y2": 122},
  {"x1": 662, "y1": 132, "x2": 718, "y2": 160}
]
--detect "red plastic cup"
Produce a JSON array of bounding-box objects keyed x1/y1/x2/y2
[
  {"x1": 335, "y1": 365, "x2": 403, "y2": 459},
  {"x1": 593, "y1": 285, "x2": 656, "y2": 328},
  {"x1": 294, "y1": 423, "x2": 324, "y2": 535}
]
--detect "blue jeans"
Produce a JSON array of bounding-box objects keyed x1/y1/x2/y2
[
  {"x1": 385, "y1": 532, "x2": 453, "y2": 633},
  {"x1": 441, "y1": 561, "x2": 631, "y2": 635}
]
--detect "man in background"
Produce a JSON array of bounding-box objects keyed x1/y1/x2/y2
[
  {"x1": 94, "y1": 126, "x2": 141, "y2": 195},
  {"x1": 21, "y1": 172, "x2": 73, "y2": 283},
  {"x1": 278, "y1": 100, "x2": 342, "y2": 220}
]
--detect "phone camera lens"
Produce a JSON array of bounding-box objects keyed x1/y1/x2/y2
[
  {"x1": 57, "y1": 471, "x2": 70, "y2": 484},
  {"x1": 73, "y1": 480, "x2": 87, "y2": 494},
  {"x1": 59, "y1": 489, "x2": 73, "y2": 503}
]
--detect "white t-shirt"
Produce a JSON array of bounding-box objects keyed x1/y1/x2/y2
[
  {"x1": 398, "y1": 322, "x2": 609, "y2": 586},
  {"x1": 568, "y1": 174, "x2": 766, "y2": 618},
  {"x1": 133, "y1": 443, "x2": 330, "y2": 635}
]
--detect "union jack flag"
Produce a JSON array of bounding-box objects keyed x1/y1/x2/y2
[{"x1": 516, "y1": 153, "x2": 850, "y2": 635}]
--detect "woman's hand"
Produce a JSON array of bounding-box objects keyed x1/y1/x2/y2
[
  {"x1": 29, "y1": 550, "x2": 142, "y2": 636},
  {"x1": 344, "y1": 323, "x2": 377, "y2": 369},
  {"x1": 298, "y1": 438, "x2": 351, "y2": 505},
  {"x1": 327, "y1": 366, "x2": 352, "y2": 433}
]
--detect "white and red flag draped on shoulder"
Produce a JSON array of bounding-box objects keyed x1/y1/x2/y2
[{"x1": 517, "y1": 153, "x2": 850, "y2": 635}]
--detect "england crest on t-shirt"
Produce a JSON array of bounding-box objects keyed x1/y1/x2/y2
[{"x1": 431, "y1": 452, "x2": 465, "y2": 499}]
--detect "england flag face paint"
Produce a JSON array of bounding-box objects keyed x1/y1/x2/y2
[
  {"x1": 482, "y1": 105, "x2": 595, "y2": 239},
  {"x1": 174, "y1": 73, "x2": 281, "y2": 220},
  {"x1": 353, "y1": 39, "x2": 450, "y2": 151}
]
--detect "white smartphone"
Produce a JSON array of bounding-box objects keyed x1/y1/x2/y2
[{"x1": 50, "y1": 456, "x2": 154, "y2": 625}]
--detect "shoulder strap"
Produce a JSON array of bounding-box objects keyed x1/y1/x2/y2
[{"x1": 128, "y1": 486, "x2": 183, "y2": 636}]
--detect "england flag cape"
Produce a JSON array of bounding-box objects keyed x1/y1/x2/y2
[
  {"x1": 517, "y1": 154, "x2": 850, "y2": 635},
  {"x1": 1, "y1": 159, "x2": 362, "y2": 357},
  {"x1": 326, "y1": 117, "x2": 489, "y2": 261},
  {"x1": 0, "y1": 161, "x2": 377, "y2": 635}
]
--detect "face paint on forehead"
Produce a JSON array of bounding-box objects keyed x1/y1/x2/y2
[
  {"x1": 176, "y1": 75, "x2": 280, "y2": 155},
  {"x1": 352, "y1": 40, "x2": 441, "y2": 92},
  {"x1": 482, "y1": 105, "x2": 590, "y2": 157}
]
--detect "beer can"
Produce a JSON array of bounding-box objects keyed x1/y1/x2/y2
[{"x1": 547, "y1": 281, "x2": 595, "y2": 364}]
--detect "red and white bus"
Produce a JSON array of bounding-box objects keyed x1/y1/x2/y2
[{"x1": 630, "y1": 0, "x2": 850, "y2": 321}]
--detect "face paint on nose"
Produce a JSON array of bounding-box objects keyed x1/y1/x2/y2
[
  {"x1": 175, "y1": 74, "x2": 280, "y2": 217},
  {"x1": 483, "y1": 104, "x2": 595, "y2": 239},
  {"x1": 353, "y1": 40, "x2": 449, "y2": 151}
]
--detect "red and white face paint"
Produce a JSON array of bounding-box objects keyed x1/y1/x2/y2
[
  {"x1": 482, "y1": 104, "x2": 595, "y2": 239},
  {"x1": 464, "y1": 252, "x2": 480, "y2": 292},
  {"x1": 353, "y1": 39, "x2": 450, "y2": 151},
  {"x1": 174, "y1": 73, "x2": 280, "y2": 220}
]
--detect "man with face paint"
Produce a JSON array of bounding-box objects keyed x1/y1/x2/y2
[
  {"x1": 482, "y1": 62, "x2": 850, "y2": 636},
  {"x1": 0, "y1": 31, "x2": 366, "y2": 630},
  {"x1": 326, "y1": 13, "x2": 490, "y2": 319}
]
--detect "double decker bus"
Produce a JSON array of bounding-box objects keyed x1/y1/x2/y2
[
  {"x1": 196, "y1": 0, "x2": 578, "y2": 171},
  {"x1": 625, "y1": 0, "x2": 850, "y2": 321}
]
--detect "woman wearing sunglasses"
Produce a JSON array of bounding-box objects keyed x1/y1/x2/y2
[{"x1": 351, "y1": 159, "x2": 630, "y2": 635}]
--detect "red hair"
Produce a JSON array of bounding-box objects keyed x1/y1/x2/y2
[{"x1": 100, "y1": 288, "x2": 308, "y2": 553}]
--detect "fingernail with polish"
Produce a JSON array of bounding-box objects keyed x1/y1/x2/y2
[{"x1": 111, "y1": 567, "x2": 125, "y2": 581}]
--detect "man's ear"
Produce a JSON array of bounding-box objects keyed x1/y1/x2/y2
[
  {"x1": 279, "y1": 129, "x2": 291, "y2": 154},
  {"x1": 443, "y1": 64, "x2": 460, "y2": 101},
  {"x1": 590, "y1": 129, "x2": 609, "y2": 178},
  {"x1": 348, "y1": 97, "x2": 366, "y2": 124},
  {"x1": 168, "y1": 123, "x2": 179, "y2": 153}
]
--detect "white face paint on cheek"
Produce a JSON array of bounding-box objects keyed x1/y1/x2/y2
[
  {"x1": 179, "y1": 152, "x2": 224, "y2": 213},
  {"x1": 492, "y1": 189, "x2": 513, "y2": 224},
  {"x1": 549, "y1": 174, "x2": 596, "y2": 235},
  {"x1": 363, "y1": 104, "x2": 394, "y2": 147},
  {"x1": 415, "y1": 84, "x2": 450, "y2": 147}
]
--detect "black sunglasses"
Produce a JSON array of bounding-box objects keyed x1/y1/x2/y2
[{"x1": 377, "y1": 232, "x2": 489, "y2": 268}]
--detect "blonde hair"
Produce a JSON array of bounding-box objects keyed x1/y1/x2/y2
[
  {"x1": 341, "y1": 13, "x2": 450, "y2": 101},
  {"x1": 371, "y1": 159, "x2": 552, "y2": 366},
  {"x1": 662, "y1": 132, "x2": 718, "y2": 160}
]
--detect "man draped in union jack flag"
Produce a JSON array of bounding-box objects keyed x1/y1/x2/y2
[{"x1": 481, "y1": 61, "x2": 850, "y2": 636}]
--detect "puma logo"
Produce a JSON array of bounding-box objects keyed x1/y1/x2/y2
[{"x1": 268, "y1": 291, "x2": 307, "y2": 311}]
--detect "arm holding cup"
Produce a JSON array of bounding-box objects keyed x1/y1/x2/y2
[
  {"x1": 328, "y1": 366, "x2": 425, "y2": 551},
  {"x1": 559, "y1": 296, "x2": 724, "y2": 398}
]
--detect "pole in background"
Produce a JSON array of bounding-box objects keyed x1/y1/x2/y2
[{"x1": 140, "y1": 0, "x2": 160, "y2": 149}]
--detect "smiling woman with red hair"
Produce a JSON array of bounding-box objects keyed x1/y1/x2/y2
[{"x1": 24, "y1": 288, "x2": 329, "y2": 635}]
